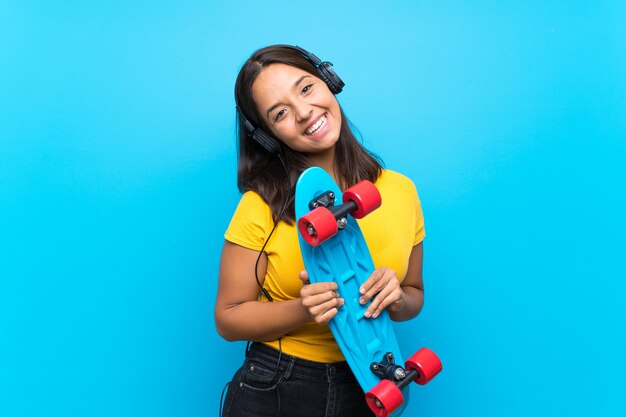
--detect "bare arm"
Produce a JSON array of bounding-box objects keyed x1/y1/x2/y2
[
  {"x1": 214, "y1": 241, "x2": 310, "y2": 342},
  {"x1": 359, "y1": 242, "x2": 425, "y2": 322},
  {"x1": 214, "y1": 240, "x2": 342, "y2": 341},
  {"x1": 388, "y1": 242, "x2": 425, "y2": 321}
]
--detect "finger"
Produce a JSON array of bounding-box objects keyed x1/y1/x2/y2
[
  {"x1": 359, "y1": 268, "x2": 384, "y2": 298},
  {"x1": 366, "y1": 285, "x2": 401, "y2": 318},
  {"x1": 303, "y1": 281, "x2": 338, "y2": 296},
  {"x1": 360, "y1": 269, "x2": 390, "y2": 304},
  {"x1": 298, "y1": 270, "x2": 310, "y2": 285},
  {"x1": 315, "y1": 308, "x2": 338, "y2": 325},
  {"x1": 364, "y1": 285, "x2": 390, "y2": 318},
  {"x1": 314, "y1": 298, "x2": 345, "y2": 325},
  {"x1": 301, "y1": 289, "x2": 341, "y2": 308},
  {"x1": 363, "y1": 270, "x2": 400, "y2": 317},
  {"x1": 310, "y1": 296, "x2": 345, "y2": 320}
]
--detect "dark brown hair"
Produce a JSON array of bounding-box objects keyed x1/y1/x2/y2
[{"x1": 234, "y1": 45, "x2": 383, "y2": 223}]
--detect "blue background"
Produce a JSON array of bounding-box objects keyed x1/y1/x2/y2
[{"x1": 1, "y1": 1, "x2": 625, "y2": 416}]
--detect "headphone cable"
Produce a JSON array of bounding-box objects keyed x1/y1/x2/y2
[
  {"x1": 254, "y1": 154, "x2": 292, "y2": 302},
  {"x1": 253, "y1": 154, "x2": 290, "y2": 417}
]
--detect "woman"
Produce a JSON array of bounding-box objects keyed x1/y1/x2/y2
[{"x1": 215, "y1": 45, "x2": 426, "y2": 417}]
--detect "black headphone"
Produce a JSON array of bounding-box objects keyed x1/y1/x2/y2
[{"x1": 236, "y1": 45, "x2": 345, "y2": 154}]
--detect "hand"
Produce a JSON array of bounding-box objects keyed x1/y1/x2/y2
[
  {"x1": 359, "y1": 267, "x2": 404, "y2": 319},
  {"x1": 299, "y1": 270, "x2": 345, "y2": 325}
]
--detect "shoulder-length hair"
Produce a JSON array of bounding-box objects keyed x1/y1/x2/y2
[{"x1": 234, "y1": 45, "x2": 383, "y2": 224}]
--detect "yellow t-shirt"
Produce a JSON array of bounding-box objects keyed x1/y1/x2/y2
[{"x1": 223, "y1": 169, "x2": 425, "y2": 362}]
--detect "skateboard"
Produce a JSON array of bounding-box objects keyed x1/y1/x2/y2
[{"x1": 295, "y1": 167, "x2": 442, "y2": 417}]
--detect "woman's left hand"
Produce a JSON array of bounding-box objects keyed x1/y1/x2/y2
[{"x1": 359, "y1": 266, "x2": 404, "y2": 318}]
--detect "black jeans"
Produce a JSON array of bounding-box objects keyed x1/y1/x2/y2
[{"x1": 221, "y1": 342, "x2": 375, "y2": 417}]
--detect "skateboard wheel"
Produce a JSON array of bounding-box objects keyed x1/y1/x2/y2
[
  {"x1": 405, "y1": 348, "x2": 442, "y2": 385},
  {"x1": 365, "y1": 379, "x2": 404, "y2": 417},
  {"x1": 343, "y1": 180, "x2": 382, "y2": 219},
  {"x1": 297, "y1": 207, "x2": 338, "y2": 246}
]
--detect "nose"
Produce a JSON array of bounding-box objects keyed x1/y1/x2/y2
[{"x1": 293, "y1": 100, "x2": 313, "y2": 122}]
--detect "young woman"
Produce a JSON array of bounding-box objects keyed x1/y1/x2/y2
[{"x1": 215, "y1": 45, "x2": 426, "y2": 417}]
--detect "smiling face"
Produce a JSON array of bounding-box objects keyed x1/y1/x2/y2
[{"x1": 251, "y1": 63, "x2": 342, "y2": 166}]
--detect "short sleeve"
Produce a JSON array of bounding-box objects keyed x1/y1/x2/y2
[
  {"x1": 413, "y1": 185, "x2": 426, "y2": 245},
  {"x1": 224, "y1": 191, "x2": 273, "y2": 251}
]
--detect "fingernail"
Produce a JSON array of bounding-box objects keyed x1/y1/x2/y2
[
  {"x1": 359, "y1": 287, "x2": 365, "y2": 294},
  {"x1": 364, "y1": 311, "x2": 371, "y2": 318},
  {"x1": 359, "y1": 297, "x2": 365, "y2": 304},
  {"x1": 372, "y1": 311, "x2": 379, "y2": 318}
]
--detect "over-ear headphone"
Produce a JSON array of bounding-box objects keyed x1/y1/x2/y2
[
  {"x1": 288, "y1": 45, "x2": 345, "y2": 95},
  {"x1": 236, "y1": 45, "x2": 345, "y2": 154}
]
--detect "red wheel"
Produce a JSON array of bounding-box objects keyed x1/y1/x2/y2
[
  {"x1": 297, "y1": 207, "x2": 338, "y2": 246},
  {"x1": 405, "y1": 348, "x2": 442, "y2": 385},
  {"x1": 343, "y1": 180, "x2": 382, "y2": 219},
  {"x1": 365, "y1": 380, "x2": 404, "y2": 417}
]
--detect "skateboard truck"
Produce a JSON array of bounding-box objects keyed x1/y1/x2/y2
[
  {"x1": 308, "y1": 190, "x2": 357, "y2": 231},
  {"x1": 370, "y1": 352, "x2": 416, "y2": 392},
  {"x1": 366, "y1": 348, "x2": 442, "y2": 416},
  {"x1": 298, "y1": 180, "x2": 382, "y2": 247}
]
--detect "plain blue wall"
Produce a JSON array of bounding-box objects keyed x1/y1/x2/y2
[{"x1": 1, "y1": 1, "x2": 625, "y2": 416}]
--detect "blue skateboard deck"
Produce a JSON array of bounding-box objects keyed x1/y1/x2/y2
[{"x1": 295, "y1": 167, "x2": 409, "y2": 416}]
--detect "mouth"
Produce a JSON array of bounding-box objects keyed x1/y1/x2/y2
[{"x1": 304, "y1": 113, "x2": 328, "y2": 136}]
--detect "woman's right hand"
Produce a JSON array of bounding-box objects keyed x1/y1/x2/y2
[{"x1": 299, "y1": 270, "x2": 344, "y2": 325}]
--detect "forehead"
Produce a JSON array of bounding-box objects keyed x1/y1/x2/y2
[{"x1": 251, "y1": 63, "x2": 314, "y2": 106}]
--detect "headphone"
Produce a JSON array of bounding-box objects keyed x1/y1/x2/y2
[{"x1": 236, "y1": 45, "x2": 345, "y2": 154}]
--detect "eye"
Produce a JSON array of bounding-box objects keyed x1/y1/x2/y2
[
  {"x1": 274, "y1": 109, "x2": 286, "y2": 122},
  {"x1": 302, "y1": 83, "x2": 314, "y2": 94}
]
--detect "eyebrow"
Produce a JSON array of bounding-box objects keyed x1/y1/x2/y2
[{"x1": 265, "y1": 75, "x2": 312, "y2": 119}]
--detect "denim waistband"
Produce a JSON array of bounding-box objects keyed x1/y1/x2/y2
[{"x1": 247, "y1": 342, "x2": 357, "y2": 383}]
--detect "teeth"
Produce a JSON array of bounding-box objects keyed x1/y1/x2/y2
[{"x1": 306, "y1": 115, "x2": 327, "y2": 135}]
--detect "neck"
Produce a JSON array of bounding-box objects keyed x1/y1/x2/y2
[{"x1": 308, "y1": 148, "x2": 339, "y2": 184}]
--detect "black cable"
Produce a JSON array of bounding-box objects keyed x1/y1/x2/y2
[
  {"x1": 224, "y1": 154, "x2": 290, "y2": 417},
  {"x1": 274, "y1": 338, "x2": 283, "y2": 417},
  {"x1": 254, "y1": 154, "x2": 289, "y2": 417},
  {"x1": 253, "y1": 153, "x2": 292, "y2": 302},
  {"x1": 218, "y1": 381, "x2": 229, "y2": 417}
]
